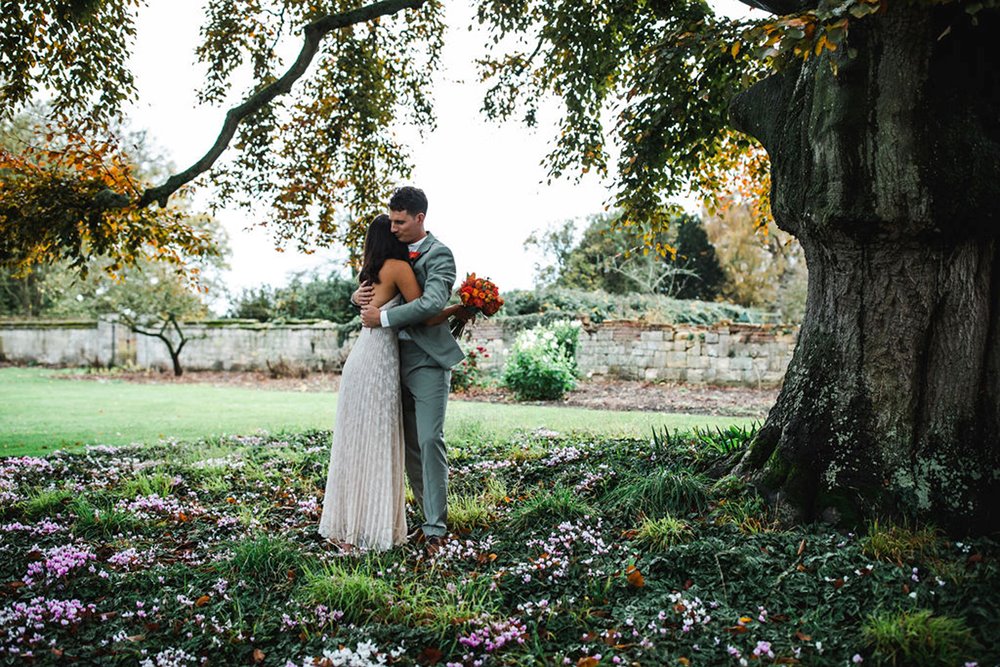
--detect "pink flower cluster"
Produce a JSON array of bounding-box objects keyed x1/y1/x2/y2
[
  {"x1": 0, "y1": 596, "x2": 96, "y2": 657},
  {"x1": 115, "y1": 493, "x2": 186, "y2": 520},
  {"x1": 541, "y1": 446, "x2": 584, "y2": 467},
  {"x1": 1, "y1": 519, "x2": 64, "y2": 537},
  {"x1": 108, "y1": 547, "x2": 153, "y2": 571},
  {"x1": 0, "y1": 457, "x2": 57, "y2": 503},
  {"x1": 23, "y1": 544, "x2": 97, "y2": 586},
  {"x1": 455, "y1": 615, "x2": 527, "y2": 663}
]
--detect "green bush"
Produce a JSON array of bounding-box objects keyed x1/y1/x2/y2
[
  {"x1": 498, "y1": 287, "x2": 772, "y2": 325},
  {"x1": 502, "y1": 321, "x2": 579, "y2": 400}
]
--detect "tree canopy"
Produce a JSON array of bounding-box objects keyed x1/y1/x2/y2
[{"x1": 1, "y1": 0, "x2": 442, "y2": 276}]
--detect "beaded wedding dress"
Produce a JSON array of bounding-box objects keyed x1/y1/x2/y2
[{"x1": 318, "y1": 294, "x2": 406, "y2": 550}]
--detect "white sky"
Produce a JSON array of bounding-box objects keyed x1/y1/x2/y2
[{"x1": 127, "y1": 1, "x2": 757, "y2": 308}]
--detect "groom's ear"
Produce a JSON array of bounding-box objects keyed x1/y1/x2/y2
[{"x1": 416, "y1": 212, "x2": 425, "y2": 226}]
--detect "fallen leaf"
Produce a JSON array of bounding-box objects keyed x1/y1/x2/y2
[
  {"x1": 577, "y1": 658, "x2": 599, "y2": 667},
  {"x1": 625, "y1": 565, "x2": 645, "y2": 588},
  {"x1": 725, "y1": 625, "x2": 750, "y2": 634},
  {"x1": 833, "y1": 577, "x2": 844, "y2": 589},
  {"x1": 797, "y1": 539, "x2": 806, "y2": 556},
  {"x1": 795, "y1": 630, "x2": 812, "y2": 642},
  {"x1": 775, "y1": 657, "x2": 800, "y2": 664},
  {"x1": 683, "y1": 578, "x2": 694, "y2": 590},
  {"x1": 679, "y1": 657, "x2": 691, "y2": 666},
  {"x1": 418, "y1": 646, "x2": 443, "y2": 664},
  {"x1": 253, "y1": 648, "x2": 265, "y2": 663}
]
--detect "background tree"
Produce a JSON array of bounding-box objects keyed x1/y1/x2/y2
[
  {"x1": 528, "y1": 212, "x2": 725, "y2": 299},
  {"x1": 0, "y1": 0, "x2": 442, "y2": 277},
  {"x1": 478, "y1": 0, "x2": 1000, "y2": 533},
  {"x1": 703, "y1": 198, "x2": 807, "y2": 322},
  {"x1": 228, "y1": 268, "x2": 358, "y2": 323}
]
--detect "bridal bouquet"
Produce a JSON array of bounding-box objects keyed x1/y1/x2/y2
[{"x1": 450, "y1": 273, "x2": 504, "y2": 338}]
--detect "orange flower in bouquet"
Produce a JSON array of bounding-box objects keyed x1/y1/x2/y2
[{"x1": 451, "y1": 273, "x2": 504, "y2": 338}]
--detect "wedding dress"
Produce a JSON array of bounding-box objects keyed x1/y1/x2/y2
[{"x1": 318, "y1": 294, "x2": 406, "y2": 550}]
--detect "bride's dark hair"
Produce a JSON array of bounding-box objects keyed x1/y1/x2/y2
[{"x1": 358, "y1": 214, "x2": 408, "y2": 285}]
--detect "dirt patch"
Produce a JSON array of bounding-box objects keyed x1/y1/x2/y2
[
  {"x1": 458, "y1": 379, "x2": 775, "y2": 418},
  {"x1": 53, "y1": 368, "x2": 776, "y2": 419}
]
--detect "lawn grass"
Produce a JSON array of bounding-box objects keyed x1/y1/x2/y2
[{"x1": 0, "y1": 367, "x2": 753, "y2": 457}]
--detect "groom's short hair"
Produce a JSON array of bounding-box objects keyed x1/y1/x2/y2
[{"x1": 389, "y1": 186, "x2": 428, "y2": 216}]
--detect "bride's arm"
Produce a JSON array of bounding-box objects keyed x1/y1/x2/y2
[{"x1": 387, "y1": 261, "x2": 456, "y2": 326}]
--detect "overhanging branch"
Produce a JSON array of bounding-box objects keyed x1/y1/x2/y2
[
  {"x1": 736, "y1": 0, "x2": 817, "y2": 13},
  {"x1": 137, "y1": 0, "x2": 426, "y2": 209}
]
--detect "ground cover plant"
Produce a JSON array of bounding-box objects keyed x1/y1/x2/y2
[{"x1": 0, "y1": 426, "x2": 997, "y2": 665}]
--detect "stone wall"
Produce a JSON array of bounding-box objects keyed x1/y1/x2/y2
[
  {"x1": 462, "y1": 320, "x2": 798, "y2": 387},
  {"x1": 0, "y1": 317, "x2": 358, "y2": 373},
  {"x1": 0, "y1": 317, "x2": 798, "y2": 386}
]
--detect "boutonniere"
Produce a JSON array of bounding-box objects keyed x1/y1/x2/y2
[{"x1": 408, "y1": 251, "x2": 421, "y2": 262}]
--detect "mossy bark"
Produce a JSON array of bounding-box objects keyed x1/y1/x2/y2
[{"x1": 731, "y1": 6, "x2": 1000, "y2": 533}]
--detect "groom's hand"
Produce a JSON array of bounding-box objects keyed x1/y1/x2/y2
[
  {"x1": 361, "y1": 304, "x2": 382, "y2": 328},
  {"x1": 454, "y1": 306, "x2": 477, "y2": 325},
  {"x1": 351, "y1": 281, "x2": 375, "y2": 308}
]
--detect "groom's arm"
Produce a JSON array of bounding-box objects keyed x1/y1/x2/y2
[{"x1": 383, "y1": 247, "x2": 457, "y2": 329}]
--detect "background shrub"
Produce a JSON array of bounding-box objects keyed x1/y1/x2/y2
[{"x1": 502, "y1": 321, "x2": 579, "y2": 400}]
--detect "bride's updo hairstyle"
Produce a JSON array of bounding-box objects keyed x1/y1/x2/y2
[{"x1": 359, "y1": 214, "x2": 409, "y2": 285}]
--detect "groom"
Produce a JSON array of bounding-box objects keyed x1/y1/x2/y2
[{"x1": 358, "y1": 186, "x2": 465, "y2": 553}]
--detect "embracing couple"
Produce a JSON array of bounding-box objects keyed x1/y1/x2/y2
[{"x1": 316, "y1": 186, "x2": 471, "y2": 555}]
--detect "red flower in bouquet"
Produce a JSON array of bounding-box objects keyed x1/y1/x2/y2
[{"x1": 451, "y1": 273, "x2": 504, "y2": 337}]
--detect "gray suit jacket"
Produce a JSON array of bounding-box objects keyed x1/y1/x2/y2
[{"x1": 384, "y1": 232, "x2": 465, "y2": 370}]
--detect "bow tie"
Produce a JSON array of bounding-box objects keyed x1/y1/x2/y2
[{"x1": 408, "y1": 251, "x2": 421, "y2": 262}]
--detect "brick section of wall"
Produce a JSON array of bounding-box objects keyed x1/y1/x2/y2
[{"x1": 0, "y1": 318, "x2": 798, "y2": 386}]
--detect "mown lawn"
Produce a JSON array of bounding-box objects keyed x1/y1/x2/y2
[
  {"x1": 0, "y1": 367, "x2": 752, "y2": 457},
  {"x1": 0, "y1": 428, "x2": 996, "y2": 665}
]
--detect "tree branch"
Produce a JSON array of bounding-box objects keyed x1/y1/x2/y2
[
  {"x1": 735, "y1": 0, "x2": 817, "y2": 14},
  {"x1": 137, "y1": 0, "x2": 426, "y2": 209}
]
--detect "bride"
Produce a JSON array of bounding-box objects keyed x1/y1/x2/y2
[{"x1": 317, "y1": 214, "x2": 461, "y2": 551}]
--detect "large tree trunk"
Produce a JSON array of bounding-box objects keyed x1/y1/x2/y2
[{"x1": 731, "y1": 6, "x2": 1000, "y2": 533}]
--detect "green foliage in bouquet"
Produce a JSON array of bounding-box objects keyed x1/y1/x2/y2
[{"x1": 502, "y1": 321, "x2": 581, "y2": 401}]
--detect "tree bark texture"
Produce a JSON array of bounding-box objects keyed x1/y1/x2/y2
[{"x1": 731, "y1": 6, "x2": 1000, "y2": 533}]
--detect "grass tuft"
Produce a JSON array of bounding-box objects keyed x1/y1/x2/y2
[
  {"x1": 299, "y1": 560, "x2": 394, "y2": 625},
  {"x1": 70, "y1": 495, "x2": 141, "y2": 537},
  {"x1": 229, "y1": 535, "x2": 303, "y2": 583},
  {"x1": 633, "y1": 514, "x2": 693, "y2": 551},
  {"x1": 21, "y1": 487, "x2": 75, "y2": 519},
  {"x1": 605, "y1": 468, "x2": 710, "y2": 516},
  {"x1": 863, "y1": 609, "x2": 978, "y2": 666},
  {"x1": 509, "y1": 486, "x2": 594, "y2": 531},
  {"x1": 862, "y1": 520, "x2": 940, "y2": 563},
  {"x1": 449, "y1": 494, "x2": 493, "y2": 531}
]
